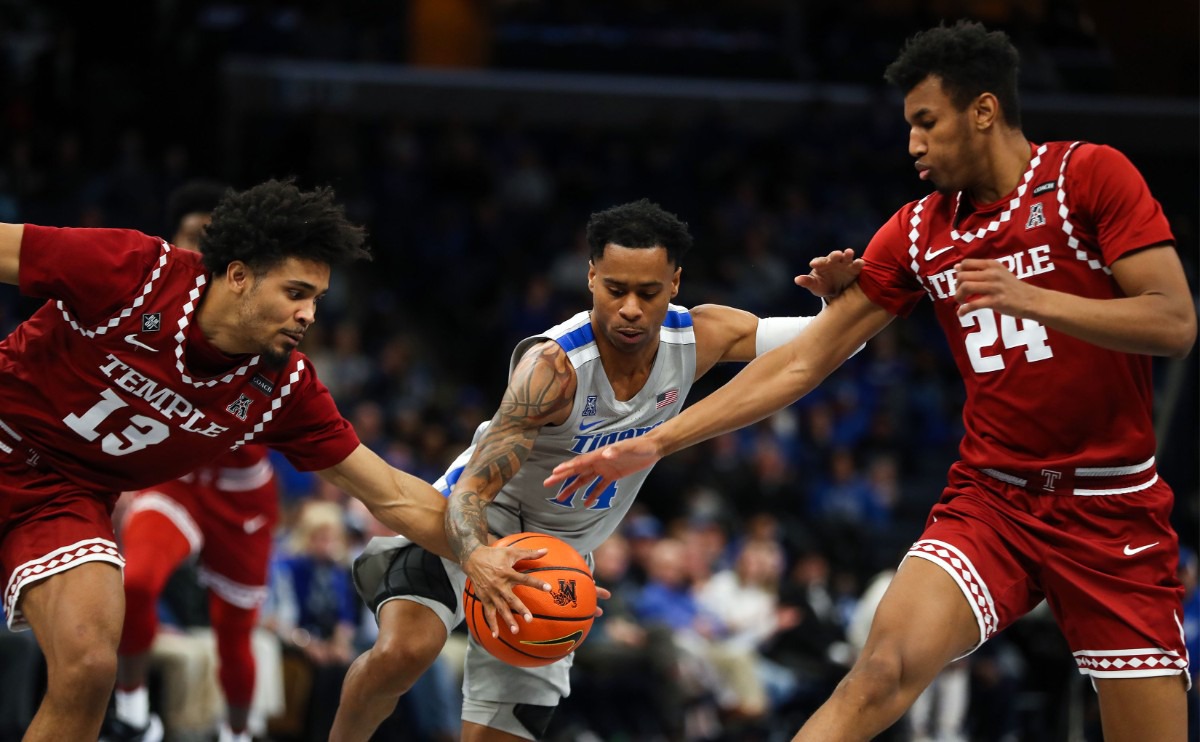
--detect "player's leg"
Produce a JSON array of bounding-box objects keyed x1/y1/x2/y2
[
  {"x1": 459, "y1": 631, "x2": 573, "y2": 741},
  {"x1": 1093, "y1": 676, "x2": 1187, "y2": 741},
  {"x1": 462, "y1": 718, "x2": 542, "y2": 742},
  {"x1": 20, "y1": 561, "x2": 125, "y2": 741},
  {"x1": 195, "y1": 475, "x2": 275, "y2": 742},
  {"x1": 115, "y1": 500, "x2": 196, "y2": 735},
  {"x1": 208, "y1": 591, "x2": 258, "y2": 741},
  {"x1": 794, "y1": 557, "x2": 981, "y2": 740},
  {"x1": 1040, "y1": 479, "x2": 1190, "y2": 742},
  {"x1": 332, "y1": 599, "x2": 449, "y2": 741},
  {"x1": 330, "y1": 538, "x2": 462, "y2": 742}
]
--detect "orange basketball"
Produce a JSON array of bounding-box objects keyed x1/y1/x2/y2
[{"x1": 463, "y1": 532, "x2": 597, "y2": 667}]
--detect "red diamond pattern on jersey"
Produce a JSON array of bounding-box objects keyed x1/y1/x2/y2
[
  {"x1": 4, "y1": 538, "x2": 124, "y2": 625},
  {"x1": 1073, "y1": 647, "x2": 1190, "y2": 680},
  {"x1": 54, "y1": 241, "x2": 172, "y2": 338},
  {"x1": 908, "y1": 539, "x2": 999, "y2": 643}
]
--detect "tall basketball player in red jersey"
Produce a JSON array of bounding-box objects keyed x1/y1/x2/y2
[
  {"x1": 108, "y1": 181, "x2": 279, "y2": 742},
  {"x1": 546, "y1": 21, "x2": 1197, "y2": 741},
  {"x1": 0, "y1": 179, "x2": 544, "y2": 741}
]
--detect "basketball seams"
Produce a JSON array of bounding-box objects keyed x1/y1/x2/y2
[{"x1": 464, "y1": 531, "x2": 598, "y2": 667}]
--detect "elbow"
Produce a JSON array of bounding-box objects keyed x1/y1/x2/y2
[{"x1": 1166, "y1": 318, "x2": 1197, "y2": 360}]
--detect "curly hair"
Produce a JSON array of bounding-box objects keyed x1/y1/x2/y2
[
  {"x1": 165, "y1": 178, "x2": 228, "y2": 237},
  {"x1": 585, "y1": 199, "x2": 693, "y2": 266},
  {"x1": 199, "y1": 178, "x2": 370, "y2": 275},
  {"x1": 884, "y1": 20, "x2": 1022, "y2": 128}
]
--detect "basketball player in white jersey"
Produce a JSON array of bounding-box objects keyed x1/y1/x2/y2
[{"x1": 329, "y1": 199, "x2": 862, "y2": 741}]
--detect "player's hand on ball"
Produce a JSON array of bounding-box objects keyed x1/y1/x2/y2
[
  {"x1": 594, "y1": 585, "x2": 611, "y2": 618},
  {"x1": 795, "y1": 248, "x2": 864, "y2": 298},
  {"x1": 464, "y1": 544, "x2": 550, "y2": 638}
]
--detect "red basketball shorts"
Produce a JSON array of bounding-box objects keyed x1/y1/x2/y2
[
  {"x1": 0, "y1": 453, "x2": 123, "y2": 630},
  {"x1": 125, "y1": 461, "x2": 277, "y2": 610},
  {"x1": 908, "y1": 462, "x2": 1189, "y2": 685}
]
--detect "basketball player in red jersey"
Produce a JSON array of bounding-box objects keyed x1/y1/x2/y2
[
  {"x1": 107, "y1": 181, "x2": 279, "y2": 742},
  {"x1": 547, "y1": 21, "x2": 1197, "y2": 741},
  {"x1": 0, "y1": 179, "x2": 544, "y2": 741}
]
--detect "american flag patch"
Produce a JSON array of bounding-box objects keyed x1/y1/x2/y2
[{"x1": 655, "y1": 389, "x2": 678, "y2": 409}]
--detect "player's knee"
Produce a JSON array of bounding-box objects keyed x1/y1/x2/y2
[
  {"x1": 371, "y1": 634, "x2": 441, "y2": 694},
  {"x1": 50, "y1": 642, "x2": 118, "y2": 703},
  {"x1": 844, "y1": 648, "x2": 905, "y2": 703}
]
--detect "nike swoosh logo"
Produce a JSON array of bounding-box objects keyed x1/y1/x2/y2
[
  {"x1": 124, "y1": 334, "x2": 157, "y2": 352},
  {"x1": 579, "y1": 419, "x2": 605, "y2": 431},
  {"x1": 1123, "y1": 542, "x2": 1158, "y2": 556},
  {"x1": 924, "y1": 245, "x2": 956, "y2": 261},
  {"x1": 243, "y1": 515, "x2": 269, "y2": 534}
]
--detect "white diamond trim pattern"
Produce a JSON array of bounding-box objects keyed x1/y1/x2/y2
[
  {"x1": 173, "y1": 274, "x2": 261, "y2": 387},
  {"x1": 908, "y1": 539, "x2": 998, "y2": 644},
  {"x1": 232, "y1": 360, "x2": 306, "y2": 448},
  {"x1": 1055, "y1": 141, "x2": 1112, "y2": 276},
  {"x1": 5, "y1": 538, "x2": 125, "y2": 630},
  {"x1": 56, "y1": 241, "x2": 172, "y2": 338},
  {"x1": 947, "y1": 145, "x2": 1048, "y2": 243}
]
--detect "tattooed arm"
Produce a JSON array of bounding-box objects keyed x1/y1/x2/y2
[{"x1": 446, "y1": 340, "x2": 576, "y2": 637}]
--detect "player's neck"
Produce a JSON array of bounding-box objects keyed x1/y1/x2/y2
[
  {"x1": 596, "y1": 338, "x2": 659, "y2": 402},
  {"x1": 193, "y1": 284, "x2": 250, "y2": 356},
  {"x1": 967, "y1": 130, "x2": 1031, "y2": 206}
]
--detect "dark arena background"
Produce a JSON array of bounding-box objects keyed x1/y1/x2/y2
[{"x1": 0, "y1": 1, "x2": 1195, "y2": 740}]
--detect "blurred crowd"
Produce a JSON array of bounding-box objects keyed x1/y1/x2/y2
[{"x1": 0, "y1": 1, "x2": 1196, "y2": 741}]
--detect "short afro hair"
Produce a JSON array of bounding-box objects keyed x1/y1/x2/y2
[
  {"x1": 884, "y1": 20, "x2": 1022, "y2": 128},
  {"x1": 200, "y1": 178, "x2": 370, "y2": 276},
  {"x1": 585, "y1": 199, "x2": 693, "y2": 266},
  {"x1": 165, "y1": 179, "x2": 227, "y2": 237}
]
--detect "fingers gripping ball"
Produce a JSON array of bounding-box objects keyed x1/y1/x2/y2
[{"x1": 463, "y1": 532, "x2": 597, "y2": 667}]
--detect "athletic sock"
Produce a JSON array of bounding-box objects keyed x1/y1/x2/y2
[
  {"x1": 114, "y1": 685, "x2": 150, "y2": 729},
  {"x1": 218, "y1": 723, "x2": 252, "y2": 742}
]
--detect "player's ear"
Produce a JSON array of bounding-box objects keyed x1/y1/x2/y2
[
  {"x1": 974, "y1": 92, "x2": 999, "y2": 131},
  {"x1": 587, "y1": 261, "x2": 596, "y2": 291},
  {"x1": 670, "y1": 266, "x2": 681, "y2": 297},
  {"x1": 226, "y1": 260, "x2": 251, "y2": 293}
]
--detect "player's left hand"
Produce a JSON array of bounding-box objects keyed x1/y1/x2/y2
[
  {"x1": 464, "y1": 544, "x2": 551, "y2": 639},
  {"x1": 954, "y1": 259, "x2": 1038, "y2": 317},
  {"x1": 795, "y1": 248, "x2": 864, "y2": 298}
]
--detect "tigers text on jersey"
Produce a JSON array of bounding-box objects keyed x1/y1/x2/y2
[
  {"x1": 434, "y1": 307, "x2": 697, "y2": 555},
  {"x1": 0, "y1": 226, "x2": 359, "y2": 493},
  {"x1": 858, "y1": 142, "x2": 1174, "y2": 475}
]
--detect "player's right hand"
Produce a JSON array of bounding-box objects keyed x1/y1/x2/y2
[
  {"x1": 543, "y1": 436, "x2": 662, "y2": 504},
  {"x1": 464, "y1": 544, "x2": 551, "y2": 639}
]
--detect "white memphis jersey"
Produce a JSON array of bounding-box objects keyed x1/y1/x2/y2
[{"x1": 434, "y1": 306, "x2": 697, "y2": 555}]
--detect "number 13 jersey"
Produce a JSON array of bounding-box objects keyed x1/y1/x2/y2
[{"x1": 0, "y1": 226, "x2": 358, "y2": 493}]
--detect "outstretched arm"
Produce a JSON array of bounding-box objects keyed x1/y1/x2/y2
[
  {"x1": 318, "y1": 444, "x2": 454, "y2": 557},
  {"x1": 447, "y1": 341, "x2": 576, "y2": 637},
  {"x1": 0, "y1": 223, "x2": 24, "y2": 285},
  {"x1": 546, "y1": 286, "x2": 893, "y2": 494},
  {"x1": 691, "y1": 248, "x2": 866, "y2": 374}
]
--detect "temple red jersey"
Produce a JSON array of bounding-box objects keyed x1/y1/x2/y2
[
  {"x1": 0, "y1": 226, "x2": 359, "y2": 494},
  {"x1": 858, "y1": 142, "x2": 1174, "y2": 477}
]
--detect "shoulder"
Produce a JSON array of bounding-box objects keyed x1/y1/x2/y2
[{"x1": 510, "y1": 339, "x2": 577, "y2": 394}]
